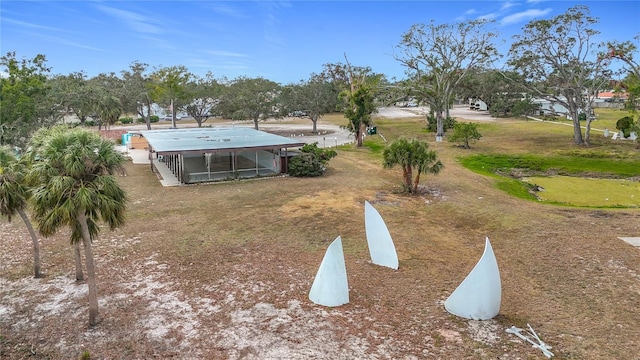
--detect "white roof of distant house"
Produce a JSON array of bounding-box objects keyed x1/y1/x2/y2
[{"x1": 139, "y1": 127, "x2": 305, "y2": 155}]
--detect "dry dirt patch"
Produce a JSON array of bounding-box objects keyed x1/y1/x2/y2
[{"x1": 2, "y1": 122, "x2": 640, "y2": 359}]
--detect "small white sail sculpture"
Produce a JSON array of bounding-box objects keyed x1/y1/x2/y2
[
  {"x1": 309, "y1": 236, "x2": 349, "y2": 307},
  {"x1": 444, "y1": 237, "x2": 501, "y2": 320},
  {"x1": 364, "y1": 201, "x2": 399, "y2": 270}
]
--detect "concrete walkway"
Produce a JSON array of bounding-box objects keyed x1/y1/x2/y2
[{"x1": 117, "y1": 146, "x2": 181, "y2": 187}]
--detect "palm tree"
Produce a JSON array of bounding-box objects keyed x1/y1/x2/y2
[
  {"x1": 26, "y1": 126, "x2": 85, "y2": 281},
  {"x1": 382, "y1": 138, "x2": 443, "y2": 194},
  {"x1": 0, "y1": 146, "x2": 42, "y2": 278},
  {"x1": 29, "y1": 128, "x2": 127, "y2": 326}
]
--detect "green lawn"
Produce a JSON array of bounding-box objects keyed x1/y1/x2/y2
[{"x1": 524, "y1": 176, "x2": 640, "y2": 207}]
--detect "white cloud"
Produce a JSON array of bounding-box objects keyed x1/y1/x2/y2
[
  {"x1": 204, "y1": 50, "x2": 248, "y2": 58},
  {"x1": 465, "y1": 9, "x2": 477, "y2": 15},
  {"x1": 500, "y1": 2, "x2": 517, "y2": 11},
  {"x1": 208, "y1": 3, "x2": 247, "y2": 19},
  {"x1": 95, "y1": 5, "x2": 162, "y2": 35},
  {"x1": 2, "y1": 18, "x2": 64, "y2": 32},
  {"x1": 478, "y1": 13, "x2": 498, "y2": 21},
  {"x1": 24, "y1": 31, "x2": 105, "y2": 52},
  {"x1": 500, "y1": 8, "x2": 552, "y2": 25}
]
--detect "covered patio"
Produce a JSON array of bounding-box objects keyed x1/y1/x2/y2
[{"x1": 139, "y1": 127, "x2": 305, "y2": 185}]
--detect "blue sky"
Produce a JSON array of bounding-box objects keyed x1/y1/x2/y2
[{"x1": 1, "y1": 1, "x2": 639, "y2": 84}]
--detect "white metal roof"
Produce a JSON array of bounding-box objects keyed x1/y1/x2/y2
[{"x1": 139, "y1": 127, "x2": 305, "y2": 154}]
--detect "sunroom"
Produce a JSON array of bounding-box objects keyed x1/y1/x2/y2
[{"x1": 139, "y1": 127, "x2": 305, "y2": 185}]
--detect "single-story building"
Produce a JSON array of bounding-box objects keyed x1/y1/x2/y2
[{"x1": 137, "y1": 127, "x2": 305, "y2": 184}]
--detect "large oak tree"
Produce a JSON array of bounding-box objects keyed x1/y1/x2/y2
[
  {"x1": 395, "y1": 20, "x2": 499, "y2": 141},
  {"x1": 507, "y1": 5, "x2": 611, "y2": 145}
]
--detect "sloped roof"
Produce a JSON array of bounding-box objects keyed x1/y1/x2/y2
[
  {"x1": 597, "y1": 91, "x2": 628, "y2": 99},
  {"x1": 139, "y1": 127, "x2": 305, "y2": 154}
]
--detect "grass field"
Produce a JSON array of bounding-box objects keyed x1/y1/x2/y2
[{"x1": 1, "y1": 109, "x2": 639, "y2": 359}]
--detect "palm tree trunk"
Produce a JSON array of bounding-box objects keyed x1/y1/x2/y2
[
  {"x1": 74, "y1": 241, "x2": 84, "y2": 281},
  {"x1": 405, "y1": 166, "x2": 413, "y2": 193},
  {"x1": 413, "y1": 171, "x2": 422, "y2": 194},
  {"x1": 77, "y1": 211, "x2": 99, "y2": 326},
  {"x1": 17, "y1": 208, "x2": 42, "y2": 278}
]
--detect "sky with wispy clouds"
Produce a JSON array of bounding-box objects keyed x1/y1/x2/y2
[{"x1": 1, "y1": 1, "x2": 638, "y2": 84}]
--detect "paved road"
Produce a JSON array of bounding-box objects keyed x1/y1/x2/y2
[{"x1": 374, "y1": 105, "x2": 497, "y2": 121}]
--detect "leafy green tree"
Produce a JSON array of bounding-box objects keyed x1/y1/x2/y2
[
  {"x1": 322, "y1": 57, "x2": 382, "y2": 147},
  {"x1": 28, "y1": 128, "x2": 127, "y2": 326},
  {"x1": 448, "y1": 122, "x2": 482, "y2": 149},
  {"x1": 0, "y1": 52, "x2": 52, "y2": 148},
  {"x1": 280, "y1": 74, "x2": 338, "y2": 133},
  {"x1": 0, "y1": 146, "x2": 42, "y2": 278},
  {"x1": 150, "y1": 65, "x2": 192, "y2": 128},
  {"x1": 288, "y1": 142, "x2": 337, "y2": 177},
  {"x1": 382, "y1": 138, "x2": 443, "y2": 194},
  {"x1": 507, "y1": 5, "x2": 612, "y2": 146},
  {"x1": 184, "y1": 73, "x2": 224, "y2": 127},
  {"x1": 395, "y1": 20, "x2": 499, "y2": 141},
  {"x1": 47, "y1": 71, "x2": 88, "y2": 123},
  {"x1": 87, "y1": 72, "x2": 126, "y2": 130},
  {"x1": 343, "y1": 85, "x2": 376, "y2": 146},
  {"x1": 214, "y1": 77, "x2": 281, "y2": 130},
  {"x1": 121, "y1": 61, "x2": 154, "y2": 130}
]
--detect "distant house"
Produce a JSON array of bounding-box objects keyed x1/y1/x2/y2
[
  {"x1": 136, "y1": 127, "x2": 305, "y2": 184},
  {"x1": 531, "y1": 98, "x2": 570, "y2": 116}
]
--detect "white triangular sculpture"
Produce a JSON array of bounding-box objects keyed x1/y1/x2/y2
[
  {"x1": 444, "y1": 237, "x2": 501, "y2": 320},
  {"x1": 309, "y1": 236, "x2": 349, "y2": 307},
  {"x1": 364, "y1": 201, "x2": 399, "y2": 270}
]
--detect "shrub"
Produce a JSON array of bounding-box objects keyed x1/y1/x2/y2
[
  {"x1": 448, "y1": 122, "x2": 482, "y2": 149},
  {"x1": 137, "y1": 116, "x2": 160, "y2": 123},
  {"x1": 426, "y1": 115, "x2": 456, "y2": 133},
  {"x1": 288, "y1": 142, "x2": 337, "y2": 177},
  {"x1": 83, "y1": 120, "x2": 96, "y2": 127},
  {"x1": 616, "y1": 116, "x2": 634, "y2": 138},
  {"x1": 288, "y1": 153, "x2": 324, "y2": 177},
  {"x1": 119, "y1": 117, "x2": 134, "y2": 124}
]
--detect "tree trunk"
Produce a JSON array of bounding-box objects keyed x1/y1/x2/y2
[
  {"x1": 74, "y1": 241, "x2": 84, "y2": 281},
  {"x1": 436, "y1": 111, "x2": 445, "y2": 142},
  {"x1": 253, "y1": 118, "x2": 260, "y2": 130},
  {"x1": 77, "y1": 211, "x2": 99, "y2": 326},
  {"x1": 17, "y1": 208, "x2": 42, "y2": 278},
  {"x1": 312, "y1": 117, "x2": 318, "y2": 133},
  {"x1": 570, "y1": 109, "x2": 584, "y2": 145},
  {"x1": 357, "y1": 122, "x2": 364, "y2": 147},
  {"x1": 145, "y1": 102, "x2": 152, "y2": 130},
  {"x1": 404, "y1": 166, "x2": 413, "y2": 193},
  {"x1": 584, "y1": 118, "x2": 593, "y2": 146},
  {"x1": 413, "y1": 171, "x2": 422, "y2": 194}
]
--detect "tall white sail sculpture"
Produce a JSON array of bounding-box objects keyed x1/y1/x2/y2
[
  {"x1": 444, "y1": 237, "x2": 501, "y2": 320},
  {"x1": 364, "y1": 201, "x2": 399, "y2": 270},
  {"x1": 309, "y1": 236, "x2": 349, "y2": 307}
]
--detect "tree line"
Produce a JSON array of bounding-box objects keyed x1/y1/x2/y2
[{"x1": 2, "y1": 6, "x2": 638, "y2": 151}]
